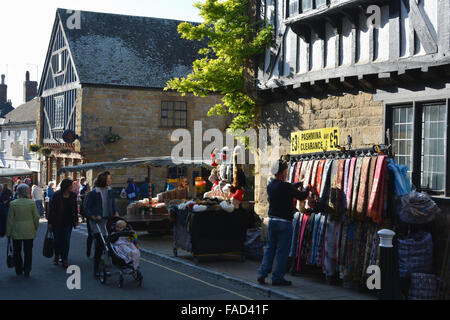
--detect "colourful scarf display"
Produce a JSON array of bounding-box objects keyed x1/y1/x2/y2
[
  {"x1": 315, "y1": 159, "x2": 326, "y2": 195},
  {"x1": 356, "y1": 157, "x2": 372, "y2": 219},
  {"x1": 367, "y1": 155, "x2": 387, "y2": 224},
  {"x1": 346, "y1": 158, "x2": 357, "y2": 216},
  {"x1": 351, "y1": 157, "x2": 363, "y2": 217}
]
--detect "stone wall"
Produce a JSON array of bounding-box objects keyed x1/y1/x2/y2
[
  {"x1": 254, "y1": 90, "x2": 384, "y2": 217},
  {"x1": 79, "y1": 86, "x2": 227, "y2": 188}
]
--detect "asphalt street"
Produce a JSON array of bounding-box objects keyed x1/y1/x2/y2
[{"x1": 0, "y1": 222, "x2": 279, "y2": 300}]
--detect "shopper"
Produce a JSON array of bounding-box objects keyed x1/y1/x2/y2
[
  {"x1": 257, "y1": 159, "x2": 310, "y2": 286},
  {"x1": 6, "y1": 184, "x2": 40, "y2": 277},
  {"x1": 125, "y1": 178, "x2": 138, "y2": 203},
  {"x1": 45, "y1": 182, "x2": 55, "y2": 218},
  {"x1": 32, "y1": 184, "x2": 45, "y2": 218},
  {"x1": 84, "y1": 171, "x2": 119, "y2": 279},
  {"x1": 79, "y1": 177, "x2": 93, "y2": 256},
  {"x1": 47, "y1": 179, "x2": 78, "y2": 268}
]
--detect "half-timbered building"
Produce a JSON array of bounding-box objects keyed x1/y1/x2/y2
[
  {"x1": 37, "y1": 9, "x2": 226, "y2": 191},
  {"x1": 252, "y1": 0, "x2": 450, "y2": 298}
]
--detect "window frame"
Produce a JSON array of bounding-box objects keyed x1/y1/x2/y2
[
  {"x1": 160, "y1": 100, "x2": 188, "y2": 128},
  {"x1": 385, "y1": 98, "x2": 449, "y2": 197},
  {"x1": 54, "y1": 95, "x2": 65, "y2": 130}
]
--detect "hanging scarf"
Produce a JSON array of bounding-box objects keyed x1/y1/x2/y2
[
  {"x1": 319, "y1": 159, "x2": 333, "y2": 212},
  {"x1": 367, "y1": 157, "x2": 378, "y2": 200},
  {"x1": 315, "y1": 159, "x2": 326, "y2": 195},
  {"x1": 367, "y1": 155, "x2": 387, "y2": 224},
  {"x1": 351, "y1": 157, "x2": 363, "y2": 217},
  {"x1": 335, "y1": 159, "x2": 346, "y2": 218},
  {"x1": 345, "y1": 158, "x2": 357, "y2": 216},
  {"x1": 356, "y1": 157, "x2": 372, "y2": 219},
  {"x1": 343, "y1": 159, "x2": 351, "y2": 211},
  {"x1": 328, "y1": 160, "x2": 339, "y2": 215},
  {"x1": 310, "y1": 160, "x2": 320, "y2": 190},
  {"x1": 293, "y1": 161, "x2": 302, "y2": 208},
  {"x1": 296, "y1": 213, "x2": 310, "y2": 272}
]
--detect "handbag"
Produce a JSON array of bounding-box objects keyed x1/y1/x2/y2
[
  {"x1": 43, "y1": 229, "x2": 54, "y2": 258},
  {"x1": 398, "y1": 231, "x2": 434, "y2": 278},
  {"x1": 7, "y1": 237, "x2": 14, "y2": 268}
]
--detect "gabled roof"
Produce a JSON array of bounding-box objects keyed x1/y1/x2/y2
[
  {"x1": 50, "y1": 9, "x2": 204, "y2": 89},
  {"x1": 2, "y1": 98, "x2": 38, "y2": 125}
]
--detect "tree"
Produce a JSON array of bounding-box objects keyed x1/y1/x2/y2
[{"x1": 165, "y1": 0, "x2": 272, "y2": 132}]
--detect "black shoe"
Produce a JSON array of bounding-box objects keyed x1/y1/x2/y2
[
  {"x1": 257, "y1": 277, "x2": 266, "y2": 285},
  {"x1": 16, "y1": 271, "x2": 23, "y2": 276},
  {"x1": 24, "y1": 272, "x2": 30, "y2": 277},
  {"x1": 272, "y1": 279, "x2": 292, "y2": 286},
  {"x1": 53, "y1": 256, "x2": 59, "y2": 265},
  {"x1": 94, "y1": 272, "x2": 100, "y2": 280}
]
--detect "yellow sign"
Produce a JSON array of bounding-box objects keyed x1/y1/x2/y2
[{"x1": 291, "y1": 127, "x2": 340, "y2": 154}]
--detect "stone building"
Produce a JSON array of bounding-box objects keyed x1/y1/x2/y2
[
  {"x1": 251, "y1": 0, "x2": 450, "y2": 298},
  {"x1": 37, "y1": 9, "x2": 226, "y2": 192}
]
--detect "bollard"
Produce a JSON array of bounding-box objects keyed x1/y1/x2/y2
[{"x1": 378, "y1": 229, "x2": 400, "y2": 300}]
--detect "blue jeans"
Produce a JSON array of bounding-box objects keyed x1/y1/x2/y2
[
  {"x1": 54, "y1": 225, "x2": 73, "y2": 262},
  {"x1": 258, "y1": 219, "x2": 293, "y2": 282},
  {"x1": 35, "y1": 200, "x2": 43, "y2": 217}
]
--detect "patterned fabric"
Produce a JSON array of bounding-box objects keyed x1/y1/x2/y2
[
  {"x1": 315, "y1": 214, "x2": 327, "y2": 267},
  {"x1": 367, "y1": 156, "x2": 387, "y2": 224},
  {"x1": 408, "y1": 273, "x2": 438, "y2": 300},
  {"x1": 328, "y1": 160, "x2": 339, "y2": 214},
  {"x1": 319, "y1": 159, "x2": 333, "y2": 211},
  {"x1": 296, "y1": 213, "x2": 310, "y2": 272},
  {"x1": 346, "y1": 158, "x2": 357, "y2": 216},
  {"x1": 309, "y1": 213, "x2": 322, "y2": 264},
  {"x1": 299, "y1": 213, "x2": 315, "y2": 269},
  {"x1": 289, "y1": 212, "x2": 302, "y2": 258},
  {"x1": 315, "y1": 159, "x2": 326, "y2": 195},
  {"x1": 367, "y1": 157, "x2": 378, "y2": 203},
  {"x1": 339, "y1": 219, "x2": 349, "y2": 279},
  {"x1": 356, "y1": 157, "x2": 371, "y2": 219},
  {"x1": 343, "y1": 159, "x2": 351, "y2": 211},
  {"x1": 351, "y1": 157, "x2": 363, "y2": 217},
  {"x1": 398, "y1": 231, "x2": 434, "y2": 278}
]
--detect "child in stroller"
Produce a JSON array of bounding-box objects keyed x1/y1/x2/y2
[{"x1": 96, "y1": 216, "x2": 143, "y2": 288}]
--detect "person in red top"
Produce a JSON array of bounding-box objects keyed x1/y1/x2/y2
[{"x1": 229, "y1": 166, "x2": 246, "y2": 209}]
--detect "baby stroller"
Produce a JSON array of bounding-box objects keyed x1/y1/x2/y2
[{"x1": 95, "y1": 216, "x2": 143, "y2": 288}]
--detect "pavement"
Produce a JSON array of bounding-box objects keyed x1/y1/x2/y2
[
  {"x1": 0, "y1": 220, "x2": 376, "y2": 300},
  {"x1": 0, "y1": 220, "x2": 281, "y2": 300}
]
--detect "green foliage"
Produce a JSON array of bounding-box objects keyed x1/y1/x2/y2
[
  {"x1": 40, "y1": 147, "x2": 52, "y2": 157},
  {"x1": 28, "y1": 144, "x2": 42, "y2": 152},
  {"x1": 165, "y1": 0, "x2": 272, "y2": 132}
]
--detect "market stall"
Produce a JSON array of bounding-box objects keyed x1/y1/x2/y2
[
  {"x1": 58, "y1": 156, "x2": 211, "y2": 233},
  {"x1": 285, "y1": 140, "x2": 441, "y2": 300}
]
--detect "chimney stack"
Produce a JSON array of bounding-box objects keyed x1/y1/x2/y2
[
  {"x1": 23, "y1": 71, "x2": 37, "y2": 103},
  {"x1": 0, "y1": 74, "x2": 7, "y2": 104}
]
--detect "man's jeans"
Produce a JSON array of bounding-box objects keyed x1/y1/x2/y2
[
  {"x1": 35, "y1": 200, "x2": 44, "y2": 217},
  {"x1": 258, "y1": 219, "x2": 293, "y2": 282}
]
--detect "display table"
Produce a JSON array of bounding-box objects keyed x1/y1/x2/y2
[{"x1": 173, "y1": 207, "x2": 253, "y2": 263}]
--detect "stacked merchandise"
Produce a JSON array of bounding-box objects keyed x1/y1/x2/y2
[
  {"x1": 391, "y1": 160, "x2": 441, "y2": 300},
  {"x1": 287, "y1": 153, "x2": 393, "y2": 288}
]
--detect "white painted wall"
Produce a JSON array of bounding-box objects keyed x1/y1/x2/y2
[{"x1": 0, "y1": 125, "x2": 40, "y2": 178}]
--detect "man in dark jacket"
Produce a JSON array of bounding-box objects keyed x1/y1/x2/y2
[
  {"x1": 84, "y1": 171, "x2": 119, "y2": 279},
  {"x1": 257, "y1": 159, "x2": 309, "y2": 286}
]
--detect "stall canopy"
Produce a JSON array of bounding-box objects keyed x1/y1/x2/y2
[
  {"x1": 57, "y1": 156, "x2": 212, "y2": 174},
  {"x1": 0, "y1": 168, "x2": 35, "y2": 177}
]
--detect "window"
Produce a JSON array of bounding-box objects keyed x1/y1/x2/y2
[
  {"x1": 302, "y1": 0, "x2": 312, "y2": 11},
  {"x1": 0, "y1": 133, "x2": 5, "y2": 151},
  {"x1": 167, "y1": 166, "x2": 187, "y2": 179},
  {"x1": 421, "y1": 103, "x2": 447, "y2": 191},
  {"x1": 388, "y1": 100, "x2": 448, "y2": 195},
  {"x1": 289, "y1": 0, "x2": 299, "y2": 16},
  {"x1": 54, "y1": 96, "x2": 65, "y2": 129},
  {"x1": 14, "y1": 130, "x2": 21, "y2": 143},
  {"x1": 57, "y1": 52, "x2": 63, "y2": 73},
  {"x1": 161, "y1": 101, "x2": 187, "y2": 128},
  {"x1": 28, "y1": 128, "x2": 36, "y2": 146},
  {"x1": 315, "y1": 0, "x2": 327, "y2": 7},
  {"x1": 392, "y1": 106, "x2": 414, "y2": 180}
]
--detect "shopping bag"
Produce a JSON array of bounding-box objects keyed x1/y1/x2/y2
[
  {"x1": 43, "y1": 229, "x2": 54, "y2": 258},
  {"x1": 6, "y1": 238, "x2": 14, "y2": 268}
]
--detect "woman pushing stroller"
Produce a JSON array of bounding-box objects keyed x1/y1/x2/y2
[{"x1": 84, "y1": 171, "x2": 119, "y2": 279}]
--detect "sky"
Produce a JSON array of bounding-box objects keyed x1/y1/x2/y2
[{"x1": 0, "y1": 0, "x2": 203, "y2": 108}]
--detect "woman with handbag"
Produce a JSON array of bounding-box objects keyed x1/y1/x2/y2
[
  {"x1": 47, "y1": 179, "x2": 78, "y2": 268},
  {"x1": 6, "y1": 184, "x2": 40, "y2": 277}
]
